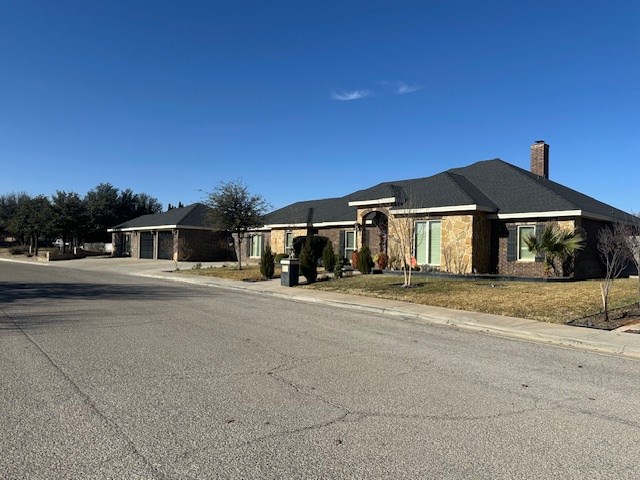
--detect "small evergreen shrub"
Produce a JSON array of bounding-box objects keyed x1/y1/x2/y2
[
  {"x1": 292, "y1": 236, "x2": 328, "y2": 260},
  {"x1": 260, "y1": 244, "x2": 275, "y2": 279},
  {"x1": 333, "y1": 259, "x2": 344, "y2": 278},
  {"x1": 357, "y1": 244, "x2": 374, "y2": 274},
  {"x1": 10, "y1": 246, "x2": 26, "y2": 255},
  {"x1": 322, "y1": 241, "x2": 336, "y2": 273},
  {"x1": 299, "y1": 237, "x2": 318, "y2": 283}
]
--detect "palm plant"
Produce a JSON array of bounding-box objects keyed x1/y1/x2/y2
[{"x1": 524, "y1": 225, "x2": 585, "y2": 277}]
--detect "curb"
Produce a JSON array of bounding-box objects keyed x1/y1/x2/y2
[{"x1": 138, "y1": 271, "x2": 640, "y2": 361}]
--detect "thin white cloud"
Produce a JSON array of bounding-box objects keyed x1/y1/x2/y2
[
  {"x1": 394, "y1": 82, "x2": 423, "y2": 95},
  {"x1": 331, "y1": 89, "x2": 373, "y2": 101}
]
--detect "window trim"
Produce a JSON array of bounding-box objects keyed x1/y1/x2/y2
[
  {"x1": 344, "y1": 230, "x2": 357, "y2": 259},
  {"x1": 517, "y1": 225, "x2": 536, "y2": 262},
  {"x1": 249, "y1": 234, "x2": 263, "y2": 258},
  {"x1": 414, "y1": 220, "x2": 441, "y2": 266}
]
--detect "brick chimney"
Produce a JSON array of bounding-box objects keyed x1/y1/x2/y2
[{"x1": 531, "y1": 140, "x2": 549, "y2": 179}]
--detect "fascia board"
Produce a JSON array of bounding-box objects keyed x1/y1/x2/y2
[{"x1": 348, "y1": 197, "x2": 396, "y2": 207}]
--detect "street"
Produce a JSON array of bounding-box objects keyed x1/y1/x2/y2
[{"x1": 1, "y1": 261, "x2": 639, "y2": 479}]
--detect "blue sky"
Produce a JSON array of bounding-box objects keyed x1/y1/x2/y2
[{"x1": 1, "y1": 1, "x2": 639, "y2": 213}]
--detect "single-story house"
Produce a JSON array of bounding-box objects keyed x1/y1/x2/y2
[
  {"x1": 249, "y1": 141, "x2": 637, "y2": 278},
  {"x1": 108, "y1": 203, "x2": 235, "y2": 262}
]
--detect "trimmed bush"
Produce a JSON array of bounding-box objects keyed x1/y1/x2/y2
[
  {"x1": 292, "y1": 235, "x2": 328, "y2": 261},
  {"x1": 357, "y1": 244, "x2": 374, "y2": 274},
  {"x1": 299, "y1": 237, "x2": 318, "y2": 283},
  {"x1": 260, "y1": 244, "x2": 275, "y2": 279},
  {"x1": 322, "y1": 241, "x2": 336, "y2": 273},
  {"x1": 333, "y1": 259, "x2": 344, "y2": 278}
]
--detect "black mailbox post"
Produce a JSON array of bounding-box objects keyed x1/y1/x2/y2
[{"x1": 280, "y1": 258, "x2": 300, "y2": 287}]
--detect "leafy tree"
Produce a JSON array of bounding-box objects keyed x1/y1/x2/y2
[
  {"x1": 322, "y1": 240, "x2": 336, "y2": 273},
  {"x1": 260, "y1": 243, "x2": 275, "y2": 279},
  {"x1": 299, "y1": 237, "x2": 318, "y2": 283},
  {"x1": 205, "y1": 180, "x2": 269, "y2": 270},
  {"x1": 523, "y1": 224, "x2": 585, "y2": 277},
  {"x1": 0, "y1": 192, "x2": 30, "y2": 239},
  {"x1": 51, "y1": 191, "x2": 87, "y2": 252},
  {"x1": 9, "y1": 195, "x2": 53, "y2": 254},
  {"x1": 357, "y1": 244, "x2": 374, "y2": 274},
  {"x1": 85, "y1": 183, "x2": 120, "y2": 242}
]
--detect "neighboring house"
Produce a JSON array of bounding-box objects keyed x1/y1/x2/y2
[
  {"x1": 108, "y1": 203, "x2": 235, "y2": 262},
  {"x1": 254, "y1": 141, "x2": 637, "y2": 278}
]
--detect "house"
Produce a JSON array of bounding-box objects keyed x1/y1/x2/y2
[
  {"x1": 251, "y1": 141, "x2": 637, "y2": 278},
  {"x1": 108, "y1": 203, "x2": 235, "y2": 262}
]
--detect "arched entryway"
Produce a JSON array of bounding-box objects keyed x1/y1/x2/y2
[{"x1": 361, "y1": 210, "x2": 388, "y2": 257}]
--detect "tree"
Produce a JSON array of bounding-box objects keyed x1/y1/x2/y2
[
  {"x1": 84, "y1": 183, "x2": 120, "y2": 242},
  {"x1": 8, "y1": 195, "x2": 53, "y2": 255},
  {"x1": 299, "y1": 237, "x2": 318, "y2": 283},
  {"x1": 51, "y1": 191, "x2": 87, "y2": 252},
  {"x1": 597, "y1": 223, "x2": 633, "y2": 321},
  {"x1": 523, "y1": 224, "x2": 585, "y2": 277},
  {"x1": 0, "y1": 192, "x2": 30, "y2": 239},
  {"x1": 388, "y1": 207, "x2": 414, "y2": 287},
  {"x1": 626, "y1": 222, "x2": 640, "y2": 307},
  {"x1": 260, "y1": 243, "x2": 275, "y2": 279},
  {"x1": 205, "y1": 180, "x2": 269, "y2": 270},
  {"x1": 322, "y1": 241, "x2": 336, "y2": 273},
  {"x1": 357, "y1": 244, "x2": 374, "y2": 274}
]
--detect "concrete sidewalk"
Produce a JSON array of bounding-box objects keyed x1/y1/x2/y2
[{"x1": 5, "y1": 256, "x2": 640, "y2": 360}]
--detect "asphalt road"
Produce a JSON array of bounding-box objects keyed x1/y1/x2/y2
[{"x1": 1, "y1": 262, "x2": 639, "y2": 479}]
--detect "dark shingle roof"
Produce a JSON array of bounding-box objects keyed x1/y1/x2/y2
[
  {"x1": 109, "y1": 203, "x2": 213, "y2": 230},
  {"x1": 342, "y1": 158, "x2": 632, "y2": 222},
  {"x1": 265, "y1": 197, "x2": 356, "y2": 225},
  {"x1": 447, "y1": 160, "x2": 633, "y2": 221}
]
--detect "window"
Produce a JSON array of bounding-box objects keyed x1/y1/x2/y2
[
  {"x1": 250, "y1": 234, "x2": 263, "y2": 257},
  {"x1": 285, "y1": 232, "x2": 293, "y2": 253},
  {"x1": 344, "y1": 230, "x2": 356, "y2": 260},
  {"x1": 414, "y1": 220, "x2": 441, "y2": 266},
  {"x1": 518, "y1": 225, "x2": 535, "y2": 261}
]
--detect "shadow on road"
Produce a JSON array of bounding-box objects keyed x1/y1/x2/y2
[{"x1": 0, "y1": 281, "x2": 209, "y2": 304}]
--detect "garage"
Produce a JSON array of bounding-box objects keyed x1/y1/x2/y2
[
  {"x1": 140, "y1": 233, "x2": 154, "y2": 259},
  {"x1": 157, "y1": 231, "x2": 174, "y2": 260}
]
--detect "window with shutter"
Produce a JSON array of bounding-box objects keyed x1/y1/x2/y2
[{"x1": 507, "y1": 226, "x2": 517, "y2": 262}]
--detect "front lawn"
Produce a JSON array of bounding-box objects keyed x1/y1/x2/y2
[
  {"x1": 304, "y1": 275, "x2": 639, "y2": 324},
  {"x1": 185, "y1": 265, "x2": 282, "y2": 282}
]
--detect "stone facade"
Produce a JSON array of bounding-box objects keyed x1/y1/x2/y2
[{"x1": 441, "y1": 215, "x2": 473, "y2": 274}]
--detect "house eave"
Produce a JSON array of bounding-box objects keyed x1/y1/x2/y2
[
  {"x1": 107, "y1": 225, "x2": 215, "y2": 233},
  {"x1": 489, "y1": 210, "x2": 629, "y2": 223},
  {"x1": 348, "y1": 197, "x2": 396, "y2": 207},
  {"x1": 390, "y1": 204, "x2": 496, "y2": 215}
]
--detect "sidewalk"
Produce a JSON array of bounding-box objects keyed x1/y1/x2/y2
[{"x1": 6, "y1": 256, "x2": 640, "y2": 360}]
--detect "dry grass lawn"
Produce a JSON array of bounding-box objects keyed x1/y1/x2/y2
[
  {"x1": 186, "y1": 265, "x2": 282, "y2": 282},
  {"x1": 305, "y1": 275, "x2": 640, "y2": 324}
]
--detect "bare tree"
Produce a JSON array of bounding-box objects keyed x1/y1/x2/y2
[
  {"x1": 597, "y1": 223, "x2": 633, "y2": 320},
  {"x1": 387, "y1": 191, "x2": 421, "y2": 287},
  {"x1": 627, "y1": 224, "x2": 640, "y2": 307},
  {"x1": 205, "y1": 180, "x2": 269, "y2": 270}
]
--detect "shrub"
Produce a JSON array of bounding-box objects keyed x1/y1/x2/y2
[
  {"x1": 299, "y1": 237, "x2": 318, "y2": 283},
  {"x1": 9, "y1": 246, "x2": 26, "y2": 255},
  {"x1": 274, "y1": 253, "x2": 289, "y2": 264},
  {"x1": 192, "y1": 262, "x2": 202, "y2": 270},
  {"x1": 292, "y1": 236, "x2": 328, "y2": 261},
  {"x1": 333, "y1": 258, "x2": 344, "y2": 278},
  {"x1": 357, "y1": 244, "x2": 374, "y2": 274},
  {"x1": 260, "y1": 244, "x2": 275, "y2": 279},
  {"x1": 322, "y1": 241, "x2": 336, "y2": 273}
]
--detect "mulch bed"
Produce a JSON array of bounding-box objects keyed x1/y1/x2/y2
[{"x1": 567, "y1": 304, "x2": 640, "y2": 332}]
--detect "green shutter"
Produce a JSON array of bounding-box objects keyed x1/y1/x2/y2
[{"x1": 428, "y1": 221, "x2": 441, "y2": 265}]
